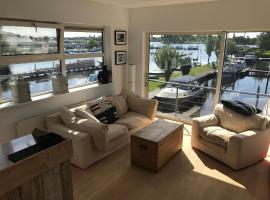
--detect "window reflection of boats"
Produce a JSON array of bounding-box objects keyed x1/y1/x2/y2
[{"x1": 153, "y1": 75, "x2": 206, "y2": 112}]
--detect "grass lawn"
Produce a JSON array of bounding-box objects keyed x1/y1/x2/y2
[{"x1": 148, "y1": 64, "x2": 212, "y2": 92}]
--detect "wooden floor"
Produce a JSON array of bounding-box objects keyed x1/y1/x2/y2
[{"x1": 72, "y1": 125, "x2": 270, "y2": 200}]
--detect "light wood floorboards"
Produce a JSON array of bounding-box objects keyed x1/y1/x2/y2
[{"x1": 72, "y1": 125, "x2": 270, "y2": 200}]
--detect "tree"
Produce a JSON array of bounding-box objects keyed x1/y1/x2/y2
[
  {"x1": 87, "y1": 38, "x2": 98, "y2": 51},
  {"x1": 205, "y1": 35, "x2": 215, "y2": 66},
  {"x1": 214, "y1": 35, "x2": 222, "y2": 62},
  {"x1": 152, "y1": 45, "x2": 188, "y2": 81},
  {"x1": 226, "y1": 39, "x2": 239, "y2": 57},
  {"x1": 257, "y1": 32, "x2": 270, "y2": 51}
]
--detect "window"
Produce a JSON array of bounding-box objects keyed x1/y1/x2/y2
[
  {"x1": 66, "y1": 57, "x2": 102, "y2": 88},
  {"x1": 0, "y1": 26, "x2": 59, "y2": 55},
  {"x1": 64, "y1": 30, "x2": 102, "y2": 54},
  {"x1": 0, "y1": 61, "x2": 60, "y2": 100},
  {"x1": 0, "y1": 20, "x2": 105, "y2": 105},
  {"x1": 221, "y1": 32, "x2": 270, "y2": 112},
  {"x1": 64, "y1": 29, "x2": 104, "y2": 88},
  {"x1": 148, "y1": 33, "x2": 222, "y2": 119},
  {"x1": 147, "y1": 31, "x2": 270, "y2": 122}
]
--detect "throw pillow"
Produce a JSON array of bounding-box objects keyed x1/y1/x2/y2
[
  {"x1": 75, "y1": 108, "x2": 100, "y2": 122},
  {"x1": 106, "y1": 95, "x2": 128, "y2": 117},
  {"x1": 88, "y1": 98, "x2": 119, "y2": 124},
  {"x1": 221, "y1": 100, "x2": 261, "y2": 116},
  {"x1": 214, "y1": 104, "x2": 266, "y2": 133}
]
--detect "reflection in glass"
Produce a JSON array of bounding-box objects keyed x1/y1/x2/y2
[
  {"x1": 65, "y1": 57, "x2": 103, "y2": 88},
  {"x1": 64, "y1": 31, "x2": 102, "y2": 54},
  {"x1": 0, "y1": 61, "x2": 60, "y2": 100},
  {"x1": 221, "y1": 32, "x2": 270, "y2": 112},
  {"x1": 0, "y1": 26, "x2": 58, "y2": 55},
  {"x1": 148, "y1": 34, "x2": 221, "y2": 119}
]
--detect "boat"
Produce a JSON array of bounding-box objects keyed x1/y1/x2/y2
[
  {"x1": 153, "y1": 75, "x2": 205, "y2": 112},
  {"x1": 187, "y1": 46, "x2": 199, "y2": 50},
  {"x1": 221, "y1": 59, "x2": 249, "y2": 83},
  {"x1": 245, "y1": 52, "x2": 257, "y2": 64}
]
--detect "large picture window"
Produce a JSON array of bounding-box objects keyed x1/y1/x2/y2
[
  {"x1": 0, "y1": 20, "x2": 105, "y2": 105},
  {"x1": 0, "y1": 26, "x2": 59, "y2": 55},
  {"x1": 147, "y1": 31, "x2": 270, "y2": 122},
  {"x1": 64, "y1": 29, "x2": 104, "y2": 88}
]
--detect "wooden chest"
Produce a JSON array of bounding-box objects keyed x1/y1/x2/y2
[{"x1": 131, "y1": 119, "x2": 183, "y2": 172}]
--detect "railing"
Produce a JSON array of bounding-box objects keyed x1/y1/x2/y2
[{"x1": 149, "y1": 79, "x2": 270, "y2": 123}]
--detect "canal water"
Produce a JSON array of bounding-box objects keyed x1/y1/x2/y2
[
  {"x1": 149, "y1": 42, "x2": 270, "y2": 117},
  {"x1": 0, "y1": 70, "x2": 100, "y2": 99}
]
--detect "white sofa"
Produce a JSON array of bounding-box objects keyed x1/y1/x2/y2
[
  {"x1": 192, "y1": 104, "x2": 270, "y2": 170},
  {"x1": 46, "y1": 94, "x2": 158, "y2": 169}
]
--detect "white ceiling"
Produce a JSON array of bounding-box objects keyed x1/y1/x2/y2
[{"x1": 89, "y1": 0, "x2": 221, "y2": 8}]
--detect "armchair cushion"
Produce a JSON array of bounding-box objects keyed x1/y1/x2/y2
[
  {"x1": 200, "y1": 126, "x2": 237, "y2": 148},
  {"x1": 193, "y1": 114, "x2": 219, "y2": 128},
  {"x1": 214, "y1": 104, "x2": 267, "y2": 133}
]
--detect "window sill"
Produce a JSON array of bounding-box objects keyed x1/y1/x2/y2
[{"x1": 0, "y1": 82, "x2": 111, "y2": 111}]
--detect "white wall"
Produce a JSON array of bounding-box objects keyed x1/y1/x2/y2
[
  {"x1": 0, "y1": 0, "x2": 129, "y2": 142},
  {"x1": 128, "y1": 0, "x2": 270, "y2": 96}
]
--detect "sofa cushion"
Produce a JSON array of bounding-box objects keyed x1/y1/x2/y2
[
  {"x1": 200, "y1": 126, "x2": 237, "y2": 148},
  {"x1": 88, "y1": 98, "x2": 119, "y2": 124},
  {"x1": 107, "y1": 95, "x2": 128, "y2": 117},
  {"x1": 108, "y1": 124, "x2": 128, "y2": 142},
  {"x1": 214, "y1": 104, "x2": 267, "y2": 133},
  {"x1": 114, "y1": 111, "x2": 151, "y2": 130},
  {"x1": 221, "y1": 100, "x2": 261, "y2": 116},
  {"x1": 75, "y1": 108, "x2": 100, "y2": 122},
  {"x1": 62, "y1": 116, "x2": 108, "y2": 150},
  {"x1": 60, "y1": 107, "x2": 77, "y2": 123},
  {"x1": 127, "y1": 94, "x2": 158, "y2": 120}
]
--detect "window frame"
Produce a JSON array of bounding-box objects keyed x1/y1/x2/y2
[
  {"x1": 0, "y1": 19, "x2": 105, "y2": 102},
  {"x1": 63, "y1": 27, "x2": 105, "y2": 88}
]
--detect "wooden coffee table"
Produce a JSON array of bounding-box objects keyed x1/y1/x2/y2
[{"x1": 131, "y1": 119, "x2": 183, "y2": 172}]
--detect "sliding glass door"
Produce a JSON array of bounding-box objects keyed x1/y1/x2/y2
[
  {"x1": 148, "y1": 33, "x2": 223, "y2": 121},
  {"x1": 147, "y1": 31, "x2": 270, "y2": 121},
  {"x1": 221, "y1": 32, "x2": 270, "y2": 115}
]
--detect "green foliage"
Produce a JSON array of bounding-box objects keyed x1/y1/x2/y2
[
  {"x1": 226, "y1": 40, "x2": 238, "y2": 56},
  {"x1": 148, "y1": 64, "x2": 211, "y2": 92},
  {"x1": 257, "y1": 32, "x2": 270, "y2": 51},
  {"x1": 205, "y1": 35, "x2": 215, "y2": 65},
  {"x1": 87, "y1": 38, "x2": 98, "y2": 50},
  {"x1": 152, "y1": 45, "x2": 189, "y2": 81},
  {"x1": 261, "y1": 51, "x2": 270, "y2": 58}
]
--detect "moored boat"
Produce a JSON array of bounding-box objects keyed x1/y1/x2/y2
[{"x1": 153, "y1": 75, "x2": 205, "y2": 112}]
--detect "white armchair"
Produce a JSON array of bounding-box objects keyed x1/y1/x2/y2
[{"x1": 192, "y1": 104, "x2": 270, "y2": 170}]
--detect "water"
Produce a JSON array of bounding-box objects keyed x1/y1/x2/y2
[
  {"x1": 148, "y1": 42, "x2": 270, "y2": 117},
  {"x1": 149, "y1": 43, "x2": 217, "y2": 73}
]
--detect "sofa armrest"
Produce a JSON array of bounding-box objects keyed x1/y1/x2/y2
[
  {"x1": 228, "y1": 129, "x2": 270, "y2": 169},
  {"x1": 193, "y1": 114, "x2": 219, "y2": 128},
  {"x1": 127, "y1": 95, "x2": 158, "y2": 120},
  {"x1": 47, "y1": 122, "x2": 95, "y2": 169}
]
